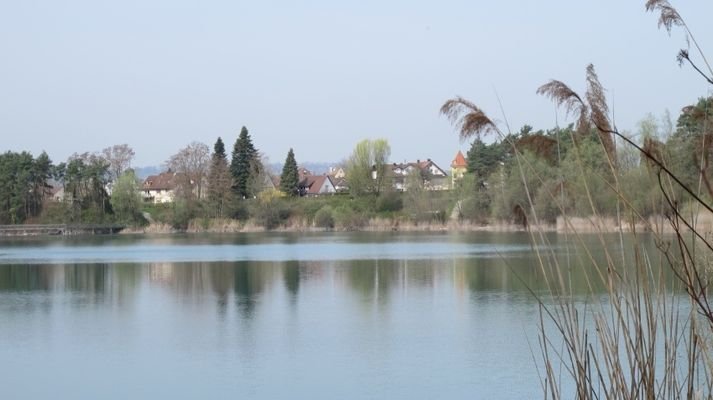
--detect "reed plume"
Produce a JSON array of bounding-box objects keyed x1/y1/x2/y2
[
  {"x1": 585, "y1": 64, "x2": 616, "y2": 161},
  {"x1": 439, "y1": 96, "x2": 500, "y2": 141},
  {"x1": 536, "y1": 79, "x2": 590, "y2": 135},
  {"x1": 644, "y1": 0, "x2": 683, "y2": 33}
]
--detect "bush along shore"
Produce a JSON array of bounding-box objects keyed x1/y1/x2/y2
[{"x1": 119, "y1": 211, "x2": 713, "y2": 236}]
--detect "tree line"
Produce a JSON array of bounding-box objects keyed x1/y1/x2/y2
[{"x1": 2, "y1": 97, "x2": 710, "y2": 229}]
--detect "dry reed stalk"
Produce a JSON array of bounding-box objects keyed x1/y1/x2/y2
[{"x1": 441, "y1": 3, "x2": 713, "y2": 395}]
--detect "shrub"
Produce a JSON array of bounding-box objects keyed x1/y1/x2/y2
[
  {"x1": 376, "y1": 192, "x2": 403, "y2": 213},
  {"x1": 313, "y1": 205, "x2": 335, "y2": 229},
  {"x1": 250, "y1": 191, "x2": 291, "y2": 229},
  {"x1": 334, "y1": 206, "x2": 368, "y2": 230}
]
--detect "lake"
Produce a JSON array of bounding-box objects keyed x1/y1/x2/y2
[{"x1": 0, "y1": 232, "x2": 664, "y2": 399}]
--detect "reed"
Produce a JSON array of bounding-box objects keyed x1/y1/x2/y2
[{"x1": 441, "y1": 3, "x2": 713, "y2": 397}]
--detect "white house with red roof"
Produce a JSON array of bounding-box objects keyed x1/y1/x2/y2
[
  {"x1": 299, "y1": 175, "x2": 336, "y2": 196},
  {"x1": 142, "y1": 171, "x2": 178, "y2": 203}
]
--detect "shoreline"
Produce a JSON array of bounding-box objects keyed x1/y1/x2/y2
[
  {"x1": 121, "y1": 214, "x2": 713, "y2": 235},
  {"x1": 4, "y1": 214, "x2": 712, "y2": 237}
]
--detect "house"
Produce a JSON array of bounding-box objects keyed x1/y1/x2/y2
[
  {"x1": 260, "y1": 172, "x2": 278, "y2": 192},
  {"x1": 299, "y1": 175, "x2": 336, "y2": 196},
  {"x1": 297, "y1": 166, "x2": 313, "y2": 182},
  {"x1": 142, "y1": 171, "x2": 178, "y2": 203},
  {"x1": 387, "y1": 159, "x2": 449, "y2": 191},
  {"x1": 331, "y1": 177, "x2": 349, "y2": 193},
  {"x1": 328, "y1": 166, "x2": 348, "y2": 192},
  {"x1": 328, "y1": 166, "x2": 346, "y2": 179},
  {"x1": 46, "y1": 182, "x2": 66, "y2": 203},
  {"x1": 270, "y1": 175, "x2": 281, "y2": 190},
  {"x1": 450, "y1": 150, "x2": 468, "y2": 188}
]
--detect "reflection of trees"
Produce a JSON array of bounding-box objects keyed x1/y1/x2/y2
[
  {"x1": 457, "y1": 234, "x2": 678, "y2": 296},
  {"x1": 233, "y1": 262, "x2": 272, "y2": 319},
  {"x1": 0, "y1": 265, "x2": 55, "y2": 291},
  {"x1": 283, "y1": 261, "x2": 300, "y2": 304},
  {"x1": 0, "y1": 263, "x2": 142, "y2": 307},
  {"x1": 146, "y1": 261, "x2": 281, "y2": 319},
  {"x1": 346, "y1": 260, "x2": 401, "y2": 304},
  {"x1": 209, "y1": 262, "x2": 233, "y2": 316},
  {"x1": 64, "y1": 264, "x2": 109, "y2": 293}
]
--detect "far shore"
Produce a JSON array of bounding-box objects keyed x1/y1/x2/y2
[
  {"x1": 120, "y1": 213, "x2": 713, "y2": 236},
  {"x1": 3, "y1": 213, "x2": 710, "y2": 238}
]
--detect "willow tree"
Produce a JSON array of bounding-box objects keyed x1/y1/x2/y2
[
  {"x1": 345, "y1": 139, "x2": 391, "y2": 196},
  {"x1": 111, "y1": 170, "x2": 145, "y2": 226}
]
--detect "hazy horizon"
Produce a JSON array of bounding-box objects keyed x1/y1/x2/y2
[{"x1": 2, "y1": 0, "x2": 712, "y2": 169}]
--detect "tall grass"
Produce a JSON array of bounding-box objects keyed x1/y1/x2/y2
[
  {"x1": 526, "y1": 158, "x2": 713, "y2": 399},
  {"x1": 442, "y1": 3, "x2": 713, "y2": 397}
]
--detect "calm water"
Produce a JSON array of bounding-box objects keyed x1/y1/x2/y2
[{"x1": 0, "y1": 232, "x2": 661, "y2": 399}]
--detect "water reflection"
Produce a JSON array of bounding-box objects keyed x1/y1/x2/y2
[
  {"x1": 0, "y1": 251, "x2": 677, "y2": 315},
  {"x1": 0, "y1": 232, "x2": 679, "y2": 318},
  {"x1": 0, "y1": 233, "x2": 685, "y2": 400}
]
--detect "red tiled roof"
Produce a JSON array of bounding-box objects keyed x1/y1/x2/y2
[
  {"x1": 143, "y1": 171, "x2": 177, "y2": 191},
  {"x1": 299, "y1": 175, "x2": 334, "y2": 195},
  {"x1": 451, "y1": 151, "x2": 467, "y2": 168}
]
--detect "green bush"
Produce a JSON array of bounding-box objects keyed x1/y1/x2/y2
[
  {"x1": 313, "y1": 205, "x2": 335, "y2": 228},
  {"x1": 250, "y1": 196, "x2": 291, "y2": 229},
  {"x1": 334, "y1": 205, "x2": 368, "y2": 230},
  {"x1": 533, "y1": 179, "x2": 568, "y2": 224},
  {"x1": 171, "y1": 200, "x2": 193, "y2": 230},
  {"x1": 376, "y1": 192, "x2": 403, "y2": 213},
  {"x1": 228, "y1": 199, "x2": 250, "y2": 220},
  {"x1": 457, "y1": 190, "x2": 491, "y2": 224}
]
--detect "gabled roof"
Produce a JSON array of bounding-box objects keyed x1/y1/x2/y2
[
  {"x1": 299, "y1": 175, "x2": 334, "y2": 195},
  {"x1": 332, "y1": 177, "x2": 348, "y2": 188},
  {"x1": 143, "y1": 171, "x2": 177, "y2": 191},
  {"x1": 389, "y1": 159, "x2": 448, "y2": 177},
  {"x1": 451, "y1": 151, "x2": 467, "y2": 168},
  {"x1": 297, "y1": 166, "x2": 313, "y2": 182}
]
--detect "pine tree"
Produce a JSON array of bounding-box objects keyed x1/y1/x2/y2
[
  {"x1": 280, "y1": 148, "x2": 299, "y2": 196},
  {"x1": 207, "y1": 137, "x2": 232, "y2": 217},
  {"x1": 230, "y1": 126, "x2": 258, "y2": 199}
]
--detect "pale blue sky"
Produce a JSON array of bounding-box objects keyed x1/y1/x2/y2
[{"x1": 1, "y1": 0, "x2": 712, "y2": 168}]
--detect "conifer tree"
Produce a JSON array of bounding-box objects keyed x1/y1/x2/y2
[
  {"x1": 230, "y1": 126, "x2": 258, "y2": 199},
  {"x1": 280, "y1": 148, "x2": 299, "y2": 196},
  {"x1": 207, "y1": 137, "x2": 232, "y2": 216}
]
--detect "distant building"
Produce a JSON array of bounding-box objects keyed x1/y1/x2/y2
[
  {"x1": 299, "y1": 175, "x2": 336, "y2": 196},
  {"x1": 332, "y1": 177, "x2": 349, "y2": 193},
  {"x1": 47, "y1": 184, "x2": 66, "y2": 203},
  {"x1": 142, "y1": 171, "x2": 178, "y2": 203},
  {"x1": 328, "y1": 166, "x2": 346, "y2": 179},
  {"x1": 297, "y1": 166, "x2": 313, "y2": 182},
  {"x1": 450, "y1": 150, "x2": 468, "y2": 188},
  {"x1": 388, "y1": 159, "x2": 449, "y2": 191},
  {"x1": 328, "y1": 166, "x2": 348, "y2": 192}
]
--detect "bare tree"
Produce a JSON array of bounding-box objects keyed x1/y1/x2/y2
[
  {"x1": 102, "y1": 144, "x2": 135, "y2": 182},
  {"x1": 167, "y1": 142, "x2": 210, "y2": 201}
]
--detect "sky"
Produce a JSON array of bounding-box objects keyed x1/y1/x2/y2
[{"x1": 1, "y1": 0, "x2": 712, "y2": 170}]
